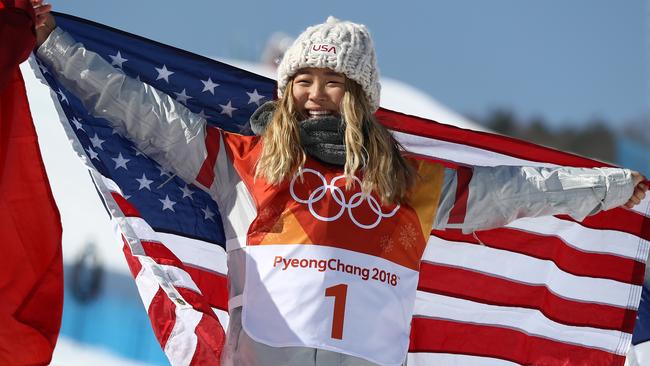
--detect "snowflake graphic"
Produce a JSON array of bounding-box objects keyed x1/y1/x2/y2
[
  {"x1": 398, "y1": 222, "x2": 417, "y2": 250},
  {"x1": 379, "y1": 235, "x2": 394, "y2": 254},
  {"x1": 256, "y1": 206, "x2": 284, "y2": 234}
]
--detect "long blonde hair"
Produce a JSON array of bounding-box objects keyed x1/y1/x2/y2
[{"x1": 255, "y1": 77, "x2": 415, "y2": 204}]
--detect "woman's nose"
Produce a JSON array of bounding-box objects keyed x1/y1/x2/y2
[{"x1": 309, "y1": 82, "x2": 327, "y2": 101}]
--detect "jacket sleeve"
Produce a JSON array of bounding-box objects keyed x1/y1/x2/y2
[
  {"x1": 432, "y1": 165, "x2": 634, "y2": 233},
  {"x1": 36, "y1": 27, "x2": 210, "y2": 188}
]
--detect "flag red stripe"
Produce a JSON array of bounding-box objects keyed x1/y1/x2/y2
[
  {"x1": 189, "y1": 314, "x2": 225, "y2": 366},
  {"x1": 141, "y1": 240, "x2": 183, "y2": 266},
  {"x1": 196, "y1": 126, "x2": 220, "y2": 188},
  {"x1": 409, "y1": 317, "x2": 626, "y2": 366},
  {"x1": 147, "y1": 288, "x2": 177, "y2": 349},
  {"x1": 378, "y1": 108, "x2": 613, "y2": 169},
  {"x1": 447, "y1": 167, "x2": 472, "y2": 224},
  {"x1": 184, "y1": 266, "x2": 229, "y2": 311},
  {"x1": 432, "y1": 229, "x2": 645, "y2": 285},
  {"x1": 177, "y1": 287, "x2": 222, "y2": 319},
  {"x1": 121, "y1": 238, "x2": 143, "y2": 278},
  {"x1": 111, "y1": 192, "x2": 141, "y2": 217},
  {"x1": 417, "y1": 262, "x2": 637, "y2": 333}
]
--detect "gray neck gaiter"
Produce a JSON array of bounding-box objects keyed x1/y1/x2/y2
[
  {"x1": 249, "y1": 101, "x2": 347, "y2": 166},
  {"x1": 299, "y1": 116, "x2": 346, "y2": 166}
]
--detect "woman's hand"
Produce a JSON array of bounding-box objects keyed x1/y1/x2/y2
[
  {"x1": 32, "y1": 0, "x2": 55, "y2": 47},
  {"x1": 625, "y1": 171, "x2": 648, "y2": 208}
]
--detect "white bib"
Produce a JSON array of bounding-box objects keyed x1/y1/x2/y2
[{"x1": 242, "y1": 244, "x2": 419, "y2": 366}]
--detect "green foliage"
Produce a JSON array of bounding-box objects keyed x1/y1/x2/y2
[{"x1": 479, "y1": 109, "x2": 616, "y2": 164}]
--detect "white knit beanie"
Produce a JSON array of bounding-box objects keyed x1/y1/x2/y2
[{"x1": 277, "y1": 16, "x2": 381, "y2": 112}]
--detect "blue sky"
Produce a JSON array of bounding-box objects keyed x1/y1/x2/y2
[{"x1": 51, "y1": 0, "x2": 647, "y2": 128}]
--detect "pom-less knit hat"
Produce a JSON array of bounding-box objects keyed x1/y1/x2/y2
[{"x1": 276, "y1": 16, "x2": 381, "y2": 112}]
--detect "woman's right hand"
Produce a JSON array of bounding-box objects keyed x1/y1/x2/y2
[
  {"x1": 625, "y1": 171, "x2": 648, "y2": 208},
  {"x1": 32, "y1": 0, "x2": 55, "y2": 47}
]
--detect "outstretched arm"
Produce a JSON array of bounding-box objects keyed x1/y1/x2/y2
[
  {"x1": 433, "y1": 165, "x2": 644, "y2": 233},
  {"x1": 34, "y1": 7, "x2": 212, "y2": 189}
]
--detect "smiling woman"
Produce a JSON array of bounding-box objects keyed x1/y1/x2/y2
[
  {"x1": 257, "y1": 68, "x2": 415, "y2": 204},
  {"x1": 253, "y1": 16, "x2": 417, "y2": 206},
  {"x1": 292, "y1": 68, "x2": 346, "y2": 119}
]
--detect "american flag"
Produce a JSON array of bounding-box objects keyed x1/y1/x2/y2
[{"x1": 33, "y1": 12, "x2": 650, "y2": 366}]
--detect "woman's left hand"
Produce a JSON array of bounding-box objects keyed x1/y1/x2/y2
[
  {"x1": 625, "y1": 171, "x2": 648, "y2": 208},
  {"x1": 31, "y1": 0, "x2": 55, "y2": 47}
]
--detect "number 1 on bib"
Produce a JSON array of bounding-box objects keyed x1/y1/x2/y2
[{"x1": 325, "y1": 284, "x2": 348, "y2": 340}]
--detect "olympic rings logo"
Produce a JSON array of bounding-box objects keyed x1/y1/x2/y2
[{"x1": 289, "y1": 168, "x2": 400, "y2": 230}]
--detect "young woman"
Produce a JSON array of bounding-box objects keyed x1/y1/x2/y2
[{"x1": 33, "y1": 3, "x2": 648, "y2": 365}]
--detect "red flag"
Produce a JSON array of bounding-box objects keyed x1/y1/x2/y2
[{"x1": 0, "y1": 1, "x2": 63, "y2": 364}]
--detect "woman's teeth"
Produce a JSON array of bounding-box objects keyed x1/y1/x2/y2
[{"x1": 308, "y1": 110, "x2": 332, "y2": 117}]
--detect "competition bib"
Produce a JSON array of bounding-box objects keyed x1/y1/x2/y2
[
  {"x1": 232, "y1": 161, "x2": 446, "y2": 365},
  {"x1": 242, "y1": 243, "x2": 420, "y2": 366}
]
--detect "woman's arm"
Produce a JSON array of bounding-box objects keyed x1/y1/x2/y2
[
  {"x1": 35, "y1": 16, "x2": 211, "y2": 189},
  {"x1": 433, "y1": 165, "x2": 643, "y2": 233}
]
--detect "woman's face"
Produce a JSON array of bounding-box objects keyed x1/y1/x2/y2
[{"x1": 291, "y1": 67, "x2": 346, "y2": 119}]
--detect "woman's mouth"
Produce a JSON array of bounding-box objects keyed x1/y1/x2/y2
[{"x1": 308, "y1": 110, "x2": 333, "y2": 118}]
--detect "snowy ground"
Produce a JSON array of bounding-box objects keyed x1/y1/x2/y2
[{"x1": 50, "y1": 338, "x2": 158, "y2": 366}]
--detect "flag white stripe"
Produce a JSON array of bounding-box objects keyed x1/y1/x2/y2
[
  {"x1": 393, "y1": 130, "x2": 557, "y2": 168},
  {"x1": 163, "y1": 306, "x2": 203, "y2": 366},
  {"x1": 134, "y1": 261, "x2": 160, "y2": 310},
  {"x1": 158, "y1": 232, "x2": 228, "y2": 275},
  {"x1": 632, "y1": 199, "x2": 650, "y2": 218},
  {"x1": 122, "y1": 216, "x2": 159, "y2": 241},
  {"x1": 212, "y1": 307, "x2": 230, "y2": 331},
  {"x1": 505, "y1": 216, "x2": 649, "y2": 261},
  {"x1": 100, "y1": 175, "x2": 124, "y2": 195},
  {"x1": 158, "y1": 264, "x2": 202, "y2": 294},
  {"x1": 413, "y1": 291, "x2": 631, "y2": 355},
  {"x1": 407, "y1": 352, "x2": 520, "y2": 366}
]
